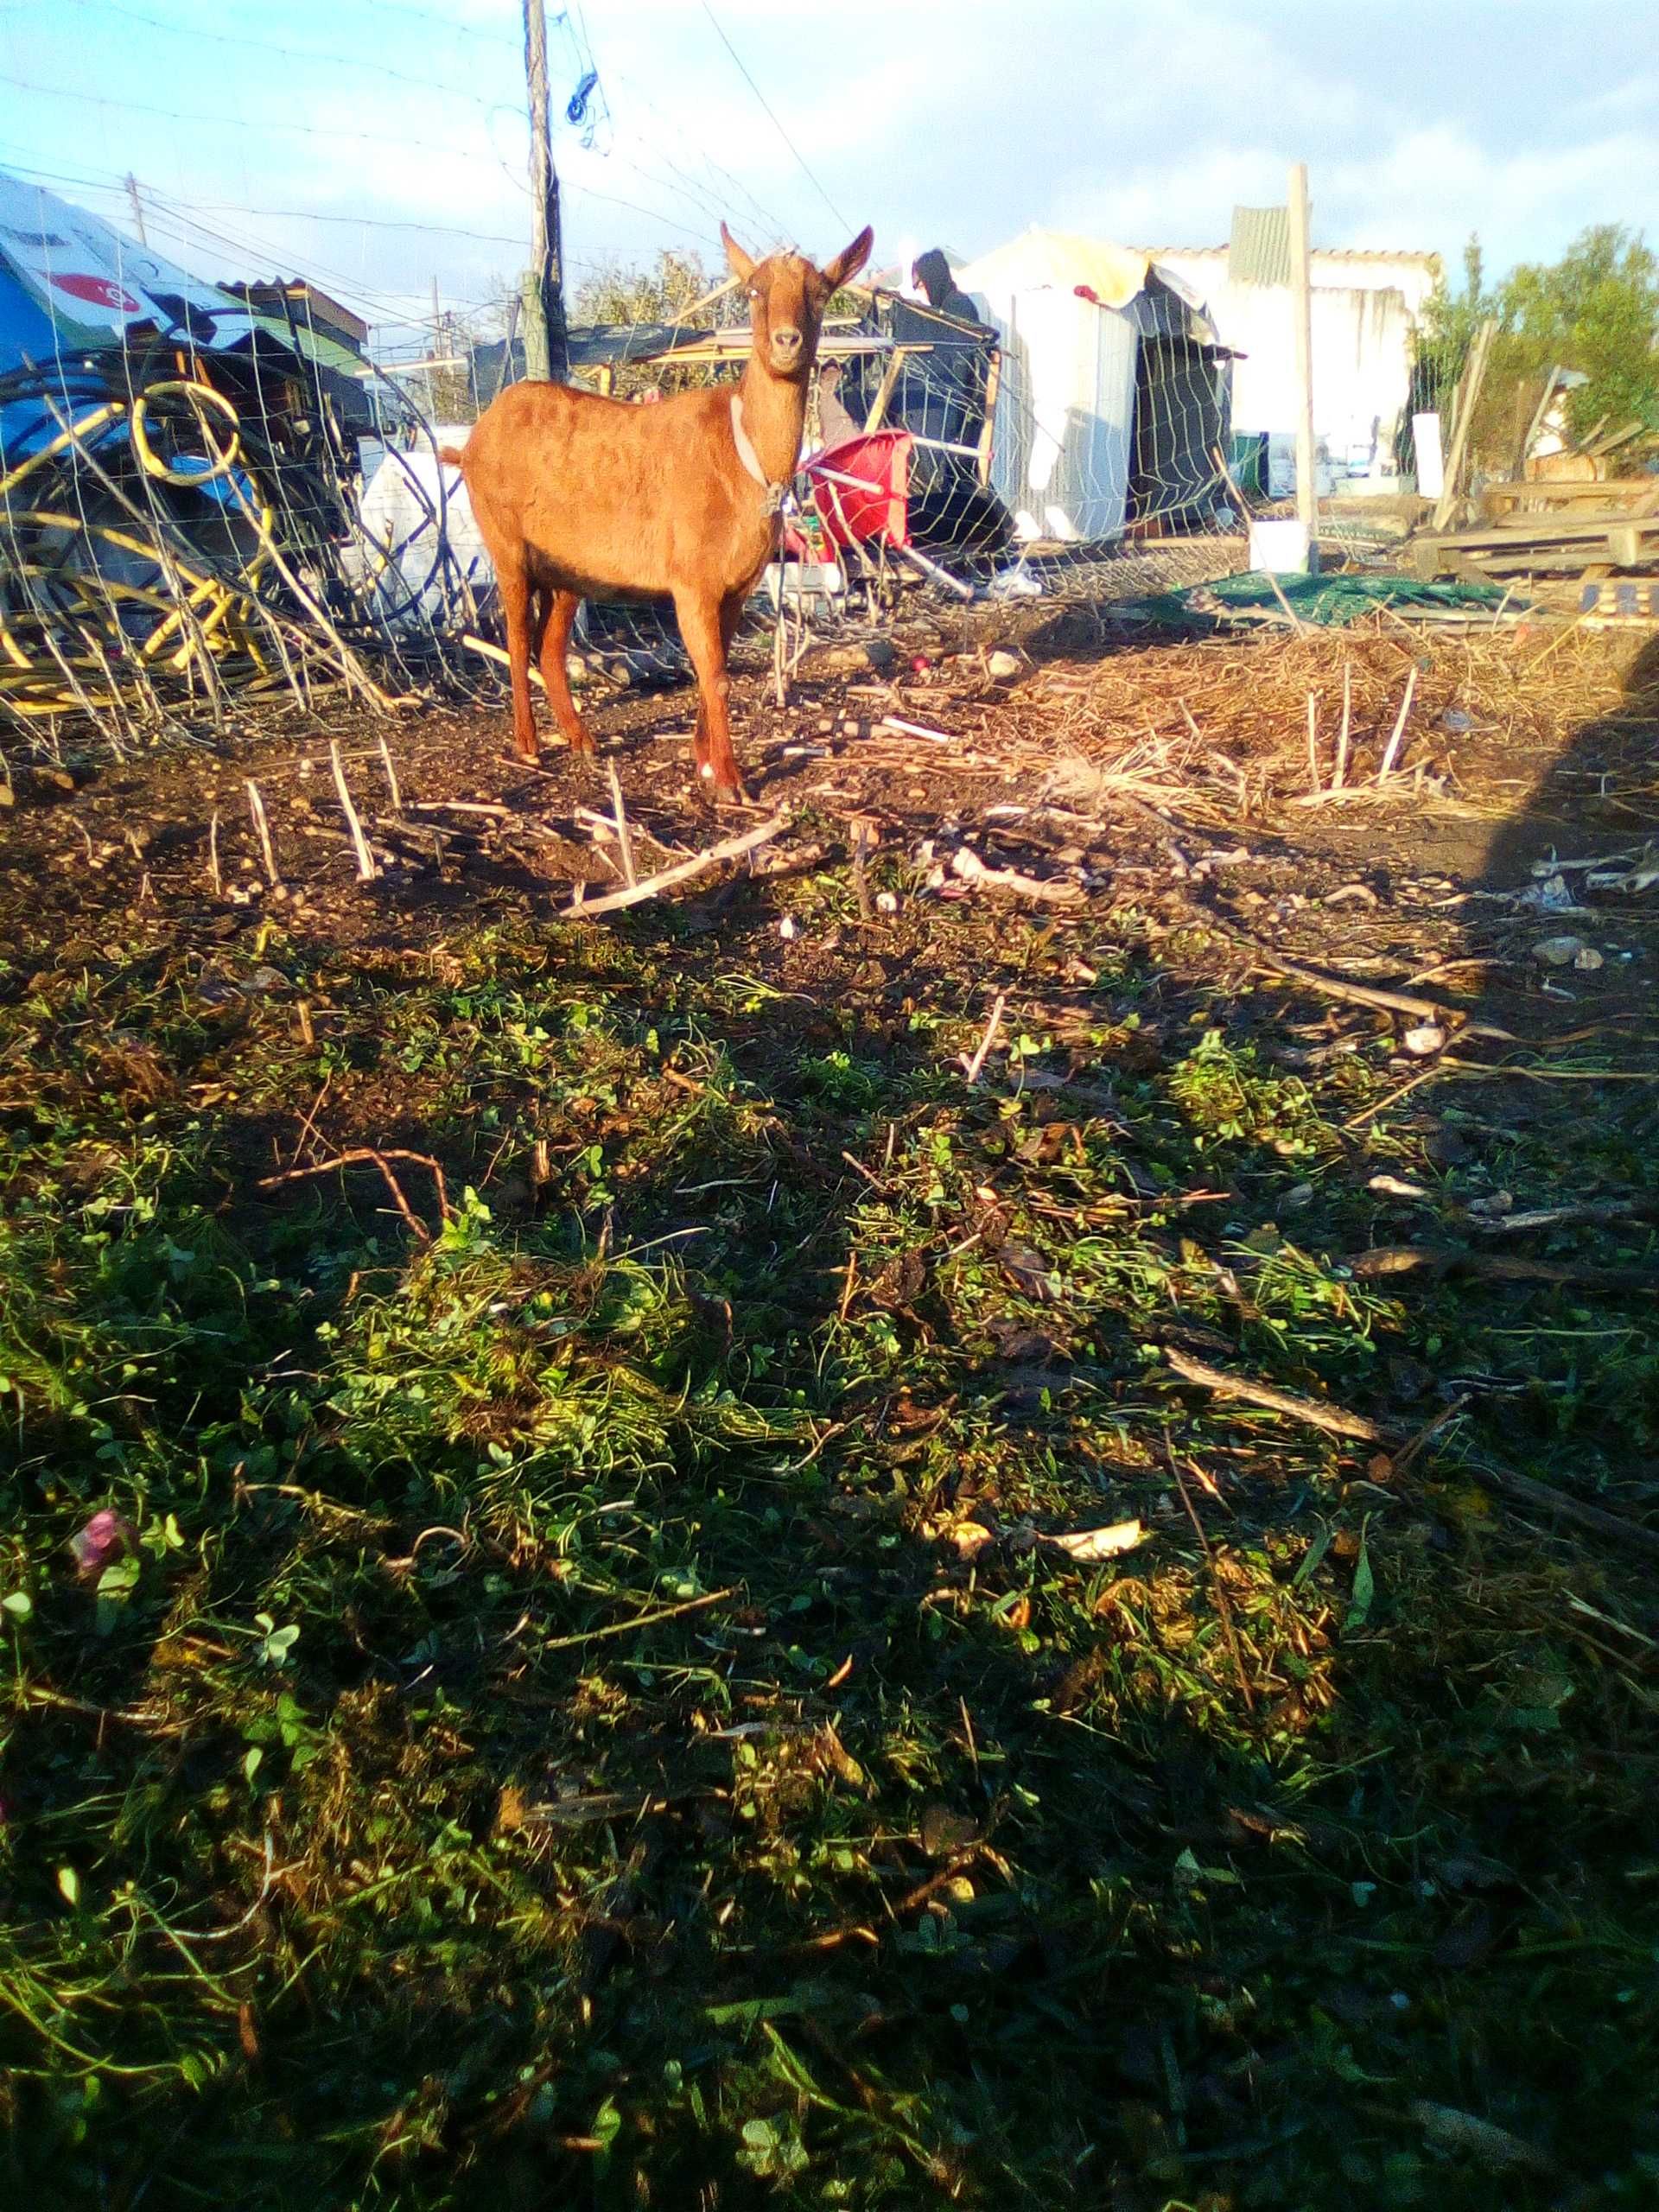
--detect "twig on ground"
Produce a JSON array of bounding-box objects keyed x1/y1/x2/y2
[
  {"x1": 1305, "y1": 691, "x2": 1321, "y2": 794},
  {"x1": 330, "y1": 741, "x2": 377, "y2": 881},
  {"x1": 607, "y1": 763, "x2": 638, "y2": 888},
  {"x1": 1221, "y1": 926, "x2": 1516, "y2": 1042},
  {"x1": 257, "y1": 1147, "x2": 449, "y2": 1238},
  {"x1": 560, "y1": 812, "x2": 790, "y2": 918},
  {"x1": 539, "y1": 1585, "x2": 736, "y2": 1655},
  {"x1": 378, "y1": 737, "x2": 403, "y2": 816},
  {"x1": 245, "y1": 779, "x2": 280, "y2": 889},
  {"x1": 1336, "y1": 658, "x2": 1351, "y2": 789},
  {"x1": 207, "y1": 808, "x2": 221, "y2": 897},
  {"x1": 1162, "y1": 1346, "x2": 1386, "y2": 1441},
  {"x1": 1167, "y1": 1446, "x2": 1255, "y2": 1713},
  {"x1": 1376, "y1": 665, "x2": 1419, "y2": 782},
  {"x1": 963, "y1": 992, "x2": 1007, "y2": 1086},
  {"x1": 1349, "y1": 1245, "x2": 1659, "y2": 1294}
]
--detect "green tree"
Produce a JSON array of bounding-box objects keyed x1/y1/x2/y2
[
  {"x1": 1502, "y1": 223, "x2": 1659, "y2": 444},
  {"x1": 1411, "y1": 225, "x2": 1659, "y2": 477}
]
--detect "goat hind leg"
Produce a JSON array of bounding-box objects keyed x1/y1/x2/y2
[
  {"x1": 499, "y1": 566, "x2": 541, "y2": 761},
  {"x1": 673, "y1": 588, "x2": 747, "y2": 801},
  {"x1": 537, "y1": 589, "x2": 594, "y2": 759}
]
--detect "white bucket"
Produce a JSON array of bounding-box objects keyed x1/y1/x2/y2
[{"x1": 1249, "y1": 518, "x2": 1313, "y2": 575}]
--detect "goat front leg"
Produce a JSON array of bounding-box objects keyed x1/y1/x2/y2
[
  {"x1": 537, "y1": 588, "x2": 595, "y2": 760},
  {"x1": 673, "y1": 587, "x2": 747, "y2": 802},
  {"x1": 499, "y1": 564, "x2": 540, "y2": 762}
]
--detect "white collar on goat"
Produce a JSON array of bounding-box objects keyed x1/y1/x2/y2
[{"x1": 730, "y1": 394, "x2": 787, "y2": 517}]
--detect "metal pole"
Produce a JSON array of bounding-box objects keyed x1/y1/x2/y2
[
  {"x1": 523, "y1": 0, "x2": 569, "y2": 381},
  {"x1": 1287, "y1": 162, "x2": 1317, "y2": 559},
  {"x1": 124, "y1": 172, "x2": 148, "y2": 247}
]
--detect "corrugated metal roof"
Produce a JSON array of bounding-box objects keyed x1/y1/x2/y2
[
  {"x1": 1135, "y1": 244, "x2": 1440, "y2": 267},
  {"x1": 1228, "y1": 206, "x2": 1292, "y2": 287}
]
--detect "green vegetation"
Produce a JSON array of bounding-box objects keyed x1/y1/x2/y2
[
  {"x1": 1414, "y1": 225, "x2": 1659, "y2": 473},
  {"x1": 3, "y1": 879, "x2": 1658, "y2": 2209}
]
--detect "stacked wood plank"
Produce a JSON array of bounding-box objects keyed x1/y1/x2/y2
[{"x1": 1408, "y1": 474, "x2": 1659, "y2": 583}]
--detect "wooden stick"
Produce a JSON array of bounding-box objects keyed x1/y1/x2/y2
[
  {"x1": 1167, "y1": 1448, "x2": 1255, "y2": 1713},
  {"x1": 1163, "y1": 1346, "x2": 1388, "y2": 1442},
  {"x1": 963, "y1": 991, "x2": 1007, "y2": 1086},
  {"x1": 207, "y1": 808, "x2": 221, "y2": 897},
  {"x1": 1262, "y1": 565, "x2": 1308, "y2": 637},
  {"x1": 1305, "y1": 691, "x2": 1320, "y2": 794},
  {"x1": 607, "y1": 762, "x2": 638, "y2": 888},
  {"x1": 1335, "y1": 659, "x2": 1351, "y2": 789},
  {"x1": 1165, "y1": 1347, "x2": 1659, "y2": 1554},
  {"x1": 1348, "y1": 1244, "x2": 1659, "y2": 1294},
  {"x1": 558, "y1": 812, "x2": 789, "y2": 919},
  {"x1": 257, "y1": 1147, "x2": 449, "y2": 1238},
  {"x1": 412, "y1": 798, "x2": 511, "y2": 818},
  {"x1": 879, "y1": 715, "x2": 957, "y2": 746},
  {"x1": 1218, "y1": 925, "x2": 1515, "y2": 1040},
  {"x1": 330, "y1": 741, "x2": 377, "y2": 881},
  {"x1": 539, "y1": 1584, "x2": 735, "y2": 1655},
  {"x1": 1376, "y1": 664, "x2": 1419, "y2": 783},
  {"x1": 850, "y1": 818, "x2": 874, "y2": 920},
  {"x1": 245, "y1": 779, "x2": 280, "y2": 888},
  {"x1": 378, "y1": 737, "x2": 404, "y2": 816}
]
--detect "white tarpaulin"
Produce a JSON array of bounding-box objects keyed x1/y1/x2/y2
[{"x1": 955, "y1": 228, "x2": 1153, "y2": 544}]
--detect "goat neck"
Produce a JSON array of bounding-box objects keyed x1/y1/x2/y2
[{"x1": 735, "y1": 346, "x2": 810, "y2": 490}]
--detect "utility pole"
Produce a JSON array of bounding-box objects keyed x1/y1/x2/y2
[
  {"x1": 124, "y1": 172, "x2": 148, "y2": 247},
  {"x1": 522, "y1": 0, "x2": 569, "y2": 381},
  {"x1": 1287, "y1": 162, "x2": 1318, "y2": 563}
]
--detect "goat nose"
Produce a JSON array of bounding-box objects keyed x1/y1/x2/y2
[{"x1": 772, "y1": 326, "x2": 803, "y2": 356}]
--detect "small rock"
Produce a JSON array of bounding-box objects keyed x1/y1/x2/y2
[
  {"x1": 1533, "y1": 935, "x2": 1586, "y2": 967},
  {"x1": 987, "y1": 649, "x2": 1021, "y2": 680},
  {"x1": 1282, "y1": 1182, "x2": 1316, "y2": 1210},
  {"x1": 1573, "y1": 944, "x2": 1605, "y2": 972},
  {"x1": 1325, "y1": 881, "x2": 1379, "y2": 907},
  {"x1": 1402, "y1": 1023, "x2": 1446, "y2": 1056},
  {"x1": 778, "y1": 917, "x2": 798, "y2": 940},
  {"x1": 875, "y1": 890, "x2": 899, "y2": 914}
]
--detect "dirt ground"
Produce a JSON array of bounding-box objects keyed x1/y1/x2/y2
[{"x1": 4, "y1": 608, "x2": 1659, "y2": 2210}]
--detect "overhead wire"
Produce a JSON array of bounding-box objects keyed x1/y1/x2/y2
[{"x1": 696, "y1": 0, "x2": 849, "y2": 232}]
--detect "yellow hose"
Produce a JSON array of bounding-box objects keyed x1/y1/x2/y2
[{"x1": 128, "y1": 379, "x2": 243, "y2": 487}]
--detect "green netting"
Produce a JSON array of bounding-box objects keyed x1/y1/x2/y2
[{"x1": 1109, "y1": 569, "x2": 1519, "y2": 632}]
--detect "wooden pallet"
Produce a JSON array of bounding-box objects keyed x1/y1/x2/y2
[{"x1": 1409, "y1": 510, "x2": 1659, "y2": 581}]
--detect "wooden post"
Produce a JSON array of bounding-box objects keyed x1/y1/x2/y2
[
  {"x1": 1287, "y1": 162, "x2": 1318, "y2": 562},
  {"x1": 522, "y1": 0, "x2": 569, "y2": 382},
  {"x1": 1433, "y1": 316, "x2": 1497, "y2": 531}
]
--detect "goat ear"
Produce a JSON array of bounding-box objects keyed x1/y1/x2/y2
[
  {"x1": 818, "y1": 226, "x2": 874, "y2": 295},
  {"x1": 721, "y1": 222, "x2": 757, "y2": 283}
]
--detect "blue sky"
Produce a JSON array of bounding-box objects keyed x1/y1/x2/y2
[{"x1": 0, "y1": 0, "x2": 1653, "y2": 347}]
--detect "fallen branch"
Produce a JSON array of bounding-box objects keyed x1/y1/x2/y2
[
  {"x1": 330, "y1": 741, "x2": 377, "y2": 882},
  {"x1": 1164, "y1": 1346, "x2": 1659, "y2": 1555},
  {"x1": 1162, "y1": 1346, "x2": 1387, "y2": 1442},
  {"x1": 1376, "y1": 664, "x2": 1419, "y2": 782},
  {"x1": 539, "y1": 1584, "x2": 735, "y2": 1655},
  {"x1": 950, "y1": 847, "x2": 1081, "y2": 904},
  {"x1": 257, "y1": 1147, "x2": 450, "y2": 1239},
  {"x1": 245, "y1": 779, "x2": 280, "y2": 889},
  {"x1": 963, "y1": 991, "x2": 1007, "y2": 1086},
  {"x1": 560, "y1": 811, "x2": 790, "y2": 918},
  {"x1": 607, "y1": 763, "x2": 639, "y2": 887},
  {"x1": 1466, "y1": 1196, "x2": 1659, "y2": 1236},
  {"x1": 1349, "y1": 1244, "x2": 1659, "y2": 1294},
  {"x1": 1221, "y1": 926, "x2": 1515, "y2": 1043},
  {"x1": 879, "y1": 714, "x2": 957, "y2": 746}
]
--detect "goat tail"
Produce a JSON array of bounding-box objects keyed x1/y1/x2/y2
[{"x1": 437, "y1": 443, "x2": 467, "y2": 467}]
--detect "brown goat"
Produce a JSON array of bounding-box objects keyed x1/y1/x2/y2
[{"x1": 445, "y1": 221, "x2": 873, "y2": 800}]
